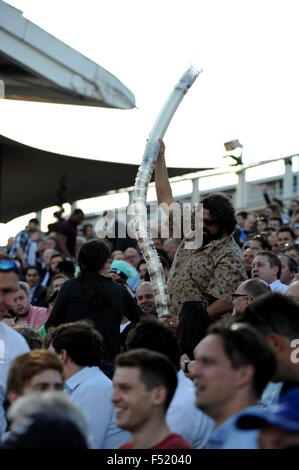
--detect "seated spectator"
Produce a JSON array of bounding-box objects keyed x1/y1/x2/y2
[
  {"x1": 112, "y1": 348, "x2": 193, "y2": 449},
  {"x1": 6, "y1": 350, "x2": 64, "y2": 404},
  {"x1": 40, "y1": 248, "x2": 55, "y2": 288},
  {"x1": 278, "y1": 226, "x2": 296, "y2": 252},
  {"x1": 124, "y1": 317, "x2": 214, "y2": 448},
  {"x1": 13, "y1": 326, "x2": 43, "y2": 350},
  {"x1": 46, "y1": 236, "x2": 57, "y2": 250},
  {"x1": 111, "y1": 250, "x2": 125, "y2": 261},
  {"x1": 57, "y1": 259, "x2": 75, "y2": 279},
  {"x1": 236, "y1": 387, "x2": 299, "y2": 449},
  {"x1": 268, "y1": 216, "x2": 282, "y2": 232},
  {"x1": 237, "y1": 293, "x2": 299, "y2": 405},
  {"x1": 193, "y1": 322, "x2": 276, "y2": 448},
  {"x1": 162, "y1": 239, "x2": 181, "y2": 265},
  {"x1": 232, "y1": 279, "x2": 271, "y2": 315},
  {"x1": 82, "y1": 223, "x2": 95, "y2": 241},
  {"x1": 251, "y1": 251, "x2": 288, "y2": 293},
  {"x1": 267, "y1": 231, "x2": 281, "y2": 255},
  {"x1": 284, "y1": 243, "x2": 299, "y2": 265},
  {"x1": 25, "y1": 266, "x2": 47, "y2": 307},
  {"x1": 11, "y1": 282, "x2": 48, "y2": 330},
  {"x1": 3, "y1": 390, "x2": 89, "y2": 447},
  {"x1": 278, "y1": 254, "x2": 298, "y2": 285},
  {"x1": 135, "y1": 281, "x2": 157, "y2": 317},
  {"x1": 50, "y1": 273, "x2": 67, "y2": 293},
  {"x1": 50, "y1": 320, "x2": 130, "y2": 449},
  {"x1": 1, "y1": 411, "x2": 88, "y2": 449},
  {"x1": 250, "y1": 234, "x2": 271, "y2": 251},
  {"x1": 256, "y1": 215, "x2": 268, "y2": 233},
  {"x1": 286, "y1": 279, "x2": 299, "y2": 303},
  {"x1": 137, "y1": 259, "x2": 148, "y2": 281},
  {"x1": 241, "y1": 247, "x2": 257, "y2": 278}
]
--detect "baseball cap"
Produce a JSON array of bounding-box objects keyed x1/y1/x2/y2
[{"x1": 237, "y1": 387, "x2": 299, "y2": 432}]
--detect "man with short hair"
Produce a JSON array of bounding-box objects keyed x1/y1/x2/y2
[
  {"x1": 278, "y1": 254, "x2": 298, "y2": 285},
  {"x1": 0, "y1": 255, "x2": 29, "y2": 435},
  {"x1": 267, "y1": 231, "x2": 281, "y2": 255},
  {"x1": 50, "y1": 320, "x2": 130, "y2": 449},
  {"x1": 40, "y1": 248, "x2": 55, "y2": 288},
  {"x1": 11, "y1": 282, "x2": 48, "y2": 329},
  {"x1": 268, "y1": 216, "x2": 282, "y2": 232},
  {"x1": 111, "y1": 348, "x2": 193, "y2": 449},
  {"x1": 9, "y1": 218, "x2": 39, "y2": 269},
  {"x1": 6, "y1": 349, "x2": 64, "y2": 404},
  {"x1": 238, "y1": 293, "x2": 299, "y2": 405},
  {"x1": 155, "y1": 141, "x2": 246, "y2": 321},
  {"x1": 124, "y1": 247, "x2": 141, "y2": 268},
  {"x1": 124, "y1": 317, "x2": 214, "y2": 448},
  {"x1": 25, "y1": 266, "x2": 47, "y2": 307},
  {"x1": 193, "y1": 322, "x2": 276, "y2": 448},
  {"x1": 278, "y1": 226, "x2": 296, "y2": 251},
  {"x1": 251, "y1": 250, "x2": 288, "y2": 293},
  {"x1": 241, "y1": 247, "x2": 257, "y2": 278},
  {"x1": 232, "y1": 279, "x2": 271, "y2": 315},
  {"x1": 58, "y1": 209, "x2": 84, "y2": 260},
  {"x1": 286, "y1": 279, "x2": 299, "y2": 303},
  {"x1": 135, "y1": 282, "x2": 157, "y2": 317},
  {"x1": 50, "y1": 274, "x2": 67, "y2": 293},
  {"x1": 162, "y1": 238, "x2": 181, "y2": 264}
]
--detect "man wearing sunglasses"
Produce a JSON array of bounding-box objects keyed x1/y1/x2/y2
[
  {"x1": 0, "y1": 255, "x2": 30, "y2": 437},
  {"x1": 155, "y1": 141, "x2": 247, "y2": 322},
  {"x1": 232, "y1": 279, "x2": 271, "y2": 315}
]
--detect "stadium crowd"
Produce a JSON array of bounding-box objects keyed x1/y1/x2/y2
[{"x1": 1, "y1": 143, "x2": 299, "y2": 449}]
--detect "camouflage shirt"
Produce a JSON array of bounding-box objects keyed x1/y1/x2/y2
[{"x1": 167, "y1": 234, "x2": 247, "y2": 316}]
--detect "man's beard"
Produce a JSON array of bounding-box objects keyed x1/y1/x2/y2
[{"x1": 202, "y1": 228, "x2": 224, "y2": 246}]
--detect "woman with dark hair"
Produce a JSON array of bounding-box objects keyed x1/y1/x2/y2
[{"x1": 44, "y1": 240, "x2": 141, "y2": 377}]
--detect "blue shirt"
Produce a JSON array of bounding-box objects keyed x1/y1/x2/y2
[
  {"x1": 64, "y1": 366, "x2": 130, "y2": 449},
  {"x1": 204, "y1": 406, "x2": 260, "y2": 449}
]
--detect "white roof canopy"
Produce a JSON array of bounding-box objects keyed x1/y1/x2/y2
[{"x1": 0, "y1": 0, "x2": 135, "y2": 108}]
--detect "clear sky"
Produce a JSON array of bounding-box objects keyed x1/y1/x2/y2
[{"x1": 1, "y1": 0, "x2": 299, "y2": 243}]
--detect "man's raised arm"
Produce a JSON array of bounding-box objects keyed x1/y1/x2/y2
[{"x1": 155, "y1": 140, "x2": 175, "y2": 212}]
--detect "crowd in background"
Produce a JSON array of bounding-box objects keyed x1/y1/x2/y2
[{"x1": 1, "y1": 182, "x2": 299, "y2": 450}]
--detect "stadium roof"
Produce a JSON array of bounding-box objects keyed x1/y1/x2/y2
[{"x1": 0, "y1": 0, "x2": 135, "y2": 108}]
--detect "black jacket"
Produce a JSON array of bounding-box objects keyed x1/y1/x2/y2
[{"x1": 45, "y1": 276, "x2": 141, "y2": 363}]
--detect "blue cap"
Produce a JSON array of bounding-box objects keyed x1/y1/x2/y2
[
  {"x1": 109, "y1": 260, "x2": 137, "y2": 279},
  {"x1": 237, "y1": 388, "x2": 299, "y2": 432}
]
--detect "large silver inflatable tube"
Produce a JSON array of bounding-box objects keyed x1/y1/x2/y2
[{"x1": 132, "y1": 66, "x2": 202, "y2": 317}]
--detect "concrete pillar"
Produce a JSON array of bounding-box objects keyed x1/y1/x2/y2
[
  {"x1": 235, "y1": 169, "x2": 247, "y2": 209},
  {"x1": 283, "y1": 158, "x2": 293, "y2": 200},
  {"x1": 35, "y1": 210, "x2": 42, "y2": 225},
  {"x1": 71, "y1": 201, "x2": 77, "y2": 212},
  {"x1": 191, "y1": 178, "x2": 200, "y2": 204}
]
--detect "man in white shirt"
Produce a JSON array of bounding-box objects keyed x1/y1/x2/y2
[
  {"x1": 0, "y1": 255, "x2": 30, "y2": 437},
  {"x1": 50, "y1": 320, "x2": 130, "y2": 449},
  {"x1": 251, "y1": 250, "x2": 288, "y2": 293}
]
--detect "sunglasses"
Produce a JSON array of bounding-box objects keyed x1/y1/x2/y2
[
  {"x1": 232, "y1": 293, "x2": 249, "y2": 299},
  {"x1": 203, "y1": 218, "x2": 218, "y2": 226},
  {"x1": 0, "y1": 259, "x2": 19, "y2": 272}
]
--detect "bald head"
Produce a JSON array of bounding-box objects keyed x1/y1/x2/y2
[
  {"x1": 233, "y1": 278, "x2": 271, "y2": 315},
  {"x1": 286, "y1": 280, "x2": 299, "y2": 303},
  {"x1": 136, "y1": 282, "x2": 156, "y2": 316}
]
